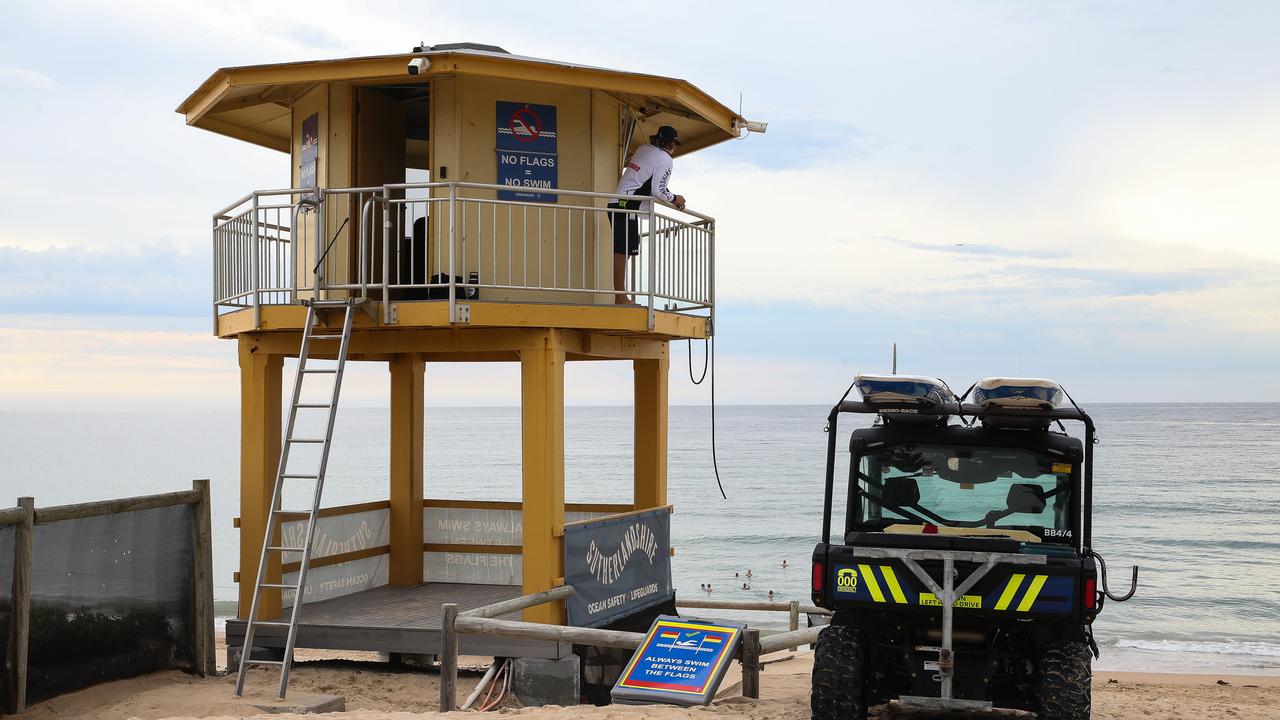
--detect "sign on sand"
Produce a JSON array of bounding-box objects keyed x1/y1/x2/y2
[{"x1": 611, "y1": 615, "x2": 744, "y2": 706}]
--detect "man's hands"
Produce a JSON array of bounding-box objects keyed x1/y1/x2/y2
[{"x1": 673, "y1": 194, "x2": 687, "y2": 211}]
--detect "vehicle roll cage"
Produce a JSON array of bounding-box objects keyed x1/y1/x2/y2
[{"x1": 822, "y1": 400, "x2": 1097, "y2": 552}]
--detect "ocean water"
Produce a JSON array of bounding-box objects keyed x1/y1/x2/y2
[{"x1": 1, "y1": 403, "x2": 1278, "y2": 675}]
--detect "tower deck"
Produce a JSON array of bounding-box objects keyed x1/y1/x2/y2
[
  {"x1": 218, "y1": 300, "x2": 706, "y2": 344},
  {"x1": 225, "y1": 583, "x2": 567, "y2": 660}
]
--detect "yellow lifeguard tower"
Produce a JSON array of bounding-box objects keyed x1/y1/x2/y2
[{"x1": 178, "y1": 42, "x2": 759, "y2": 694}]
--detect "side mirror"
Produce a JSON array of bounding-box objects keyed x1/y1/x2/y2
[
  {"x1": 1006, "y1": 483, "x2": 1046, "y2": 514},
  {"x1": 882, "y1": 477, "x2": 921, "y2": 507}
]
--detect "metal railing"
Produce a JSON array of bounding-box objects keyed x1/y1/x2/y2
[
  {"x1": 212, "y1": 189, "x2": 315, "y2": 329},
  {"x1": 211, "y1": 182, "x2": 715, "y2": 332},
  {"x1": 437, "y1": 586, "x2": 827, "y2": 710}
]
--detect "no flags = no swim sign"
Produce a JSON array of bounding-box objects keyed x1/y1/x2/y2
[{"x1": 611, "y1": 616, "x2": 745, "y2": 706}]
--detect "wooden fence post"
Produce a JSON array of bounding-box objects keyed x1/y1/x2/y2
[
  {"x1": 190, "y1": 479, "x2": 216, "y2": 676},
  {"x1": 440, "y1": 603, "x2": 459, "y2": 712},
  {"x1": 788, "y1": 600, "x2": 800, "y2": 652},
  {"x1": 740, "y1": 628, "x2": 760, "y2": 699},
  {"x1": 6, "y1": 497, "x2": 34, "y2": 713}
]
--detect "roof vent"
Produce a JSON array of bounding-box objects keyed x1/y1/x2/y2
[{"x1": 413, "y1": 42, "x2": 510, "y2": 54}]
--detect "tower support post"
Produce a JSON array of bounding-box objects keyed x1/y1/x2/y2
[
  {"x1": 238, "y1": 340, "x2": 283, "y2": 619},
  {"x1": 520, "y1": 332, "x2": 566, "y2": 624},
  {"x1": 389, "y1": 354, "x2": 426, "y2": 586},
  {"x1": 633, "y1": 357, "x2": 669, "y2": 510}
]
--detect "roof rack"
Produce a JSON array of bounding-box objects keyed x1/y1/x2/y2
[{"x1": 835, "y1": 400, "x2": 1092, "y2": 426}]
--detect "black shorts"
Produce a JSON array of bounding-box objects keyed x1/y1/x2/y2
[{"x1": 608, "y1": 202, "x2": 640, "y2": 256}]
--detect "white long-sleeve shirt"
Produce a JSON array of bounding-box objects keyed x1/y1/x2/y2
[{"x1": 614, "y1": 143, "x2": 676, "y2": 210}]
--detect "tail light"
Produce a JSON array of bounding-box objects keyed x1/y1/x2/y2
[
  {"x1": 812, "y1": 561, "x2": 824, "y2": 593},
  {"x1": 1083, "y1": 578, "x2": 1097, "y2": 610}
]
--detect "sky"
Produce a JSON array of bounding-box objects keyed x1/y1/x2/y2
[{"x1": 2, "y1": 0, "x2": 1279, "y2": 408}]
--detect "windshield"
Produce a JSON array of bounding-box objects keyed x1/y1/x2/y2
[{"x1": 852, "y1": 444, "x2": 1074, "y2": 543}]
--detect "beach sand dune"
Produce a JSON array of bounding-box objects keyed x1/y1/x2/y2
[{"x1": 16, "y1": 649, "x2": 1280, "y2": 720}]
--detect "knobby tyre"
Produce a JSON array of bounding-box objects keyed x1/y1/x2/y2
[
  {"x1": 1037, "y1": 640, "x2": 1092, "y2": 720},
  {"x1": 811, "y1": 624, "x2": 866, "y2": 720}
]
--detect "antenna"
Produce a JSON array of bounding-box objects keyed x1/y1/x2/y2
[{"x1": 892, "y1": 343, "x2": 897, "y2": 374}]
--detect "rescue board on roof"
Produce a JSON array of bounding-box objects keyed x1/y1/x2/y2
[
  {"x1": 496, "y1": 100, "x2": 558, "y2": 202},
  {"x1": 973, "y1": 377, "x2": 1065, "y2": 410}
]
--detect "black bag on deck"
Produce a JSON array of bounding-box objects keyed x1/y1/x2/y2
[
  {"x1": 426, "y1": 274, "x2": 479, "y2": 300},
  {"x1": 393, "y1": 218, "x2": 429, "y2": 300}
]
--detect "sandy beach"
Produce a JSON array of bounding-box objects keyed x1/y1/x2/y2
[{"x1": 16, "y1": 637, "x2": 1280, "y2": 720}]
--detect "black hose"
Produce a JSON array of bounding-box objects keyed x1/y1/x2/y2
[
  {"x1": 688, "y1": 338, "x2": 709, "y2": 385},
  {"x1": 688, "y1": 337, "x2": 726, "y2": 500},
  {"x1": 708, "y1": 337, "x2": 726, "y2": 500}
]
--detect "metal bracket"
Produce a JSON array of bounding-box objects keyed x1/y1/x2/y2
[
  {"x1": 899, "y1": 696, "x2": 993, "y2": 712},
  {"x1": 453, "y1": 303, "x2": 471, "y2": 324},
  {"x1": 851, "y1": 547, "x2": 1046, "y2": 704},
  {"x1": 387, "y1": 303, "x2": 398, "y2": 325}
]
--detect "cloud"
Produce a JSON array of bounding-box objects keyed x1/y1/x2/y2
[
  {"x1": 0, "y1": 66, "x2": 56, "y2": 89},
  {"x1": 995, "y1": 263, "x2": 1243, "y2": 298},
  {"x1": 0, "y1": 244, "x2": 207, "y2": 316},
  {"x1": 680, "y1": 122, "x2": 1280, "y2": 333},
  {"x1": 1066, "y1": 102, "x2": 1280, "y2": 264},
  {"x1": 705, "y1": 118, "x2": 872, "y2": 170},
  {"x1": 882, "y1": 237, "x2": 1071, "y2": 260},
  {"x1": 3, "y1": 1, "x2": 1280, "y2": 403},
  {"x1": 0, "y1": 323, "x2": 233, "y2": 408}
]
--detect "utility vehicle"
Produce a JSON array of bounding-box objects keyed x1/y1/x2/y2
[{"x1": 809, "y1": 376, "x2": 1136, "y2": 720}]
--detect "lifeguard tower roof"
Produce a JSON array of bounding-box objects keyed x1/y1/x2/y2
[{"x1": 177, "y1": 43, "x2": 748, "y2": 156}]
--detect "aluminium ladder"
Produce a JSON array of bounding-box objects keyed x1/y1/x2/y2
[{"x1": 234, "y1": 299, "x2": 355, "y2": 699}]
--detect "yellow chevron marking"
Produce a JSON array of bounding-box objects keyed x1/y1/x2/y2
[
  {"x1": 1016, "y1": 575, "x2": 1049, "y2": 612},
  {"x1": 995, "y1": 574, "x2": 1025, "y2": 611},
  {"x1": 858, "y1": 564, "x2": 886, "y2": 602},
  {"x1": 880, "y1": 566, "x2": 908, "y2": 604}
]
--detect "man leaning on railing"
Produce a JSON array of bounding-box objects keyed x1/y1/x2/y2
[{"x1": 609, "y1": 125, "x2": 687, "y2": 306}]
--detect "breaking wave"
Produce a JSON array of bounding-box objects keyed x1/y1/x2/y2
[{"x1": 1113, "y1": 638, "x2": 1280, "y2": 658}]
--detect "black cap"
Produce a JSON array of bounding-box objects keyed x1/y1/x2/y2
[{"x1": 654, "y1": 125, "x2": 680, "y2": 146}]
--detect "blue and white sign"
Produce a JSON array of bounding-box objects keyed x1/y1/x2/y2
[
  {"x1": 497, "y1": 151, "x2": 557, "y2": 203},
  {"x1": 611, "y1": 616, "x2": 744, "y2": 706},
  {"x1": 496, "y1": 101, "x2": 557, "y2": 153},
  {"x1": 496, "y1": 101, "x2": 558, "y2": 203}
]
